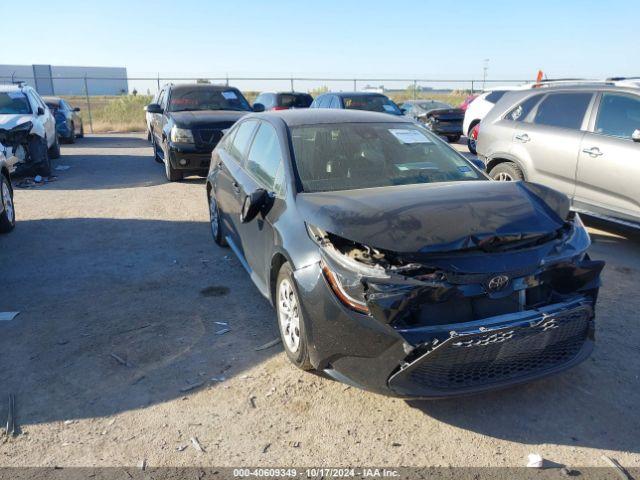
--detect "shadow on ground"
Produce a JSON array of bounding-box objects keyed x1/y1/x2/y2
[
  {"x1": 68, "y1": 135, "x2": 151, "y2": 149},
  {"x1": 0, "y1": 217, "x2": 280, "y2": 426}
]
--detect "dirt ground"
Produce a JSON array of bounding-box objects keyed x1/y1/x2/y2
[{"x1": 0, "y1": 134, "x2": 639, "y2": 469}]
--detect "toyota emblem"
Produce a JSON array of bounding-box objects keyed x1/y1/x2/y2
[{"x1": 487, "y1": 275, "x2": 510, "y2": 292}]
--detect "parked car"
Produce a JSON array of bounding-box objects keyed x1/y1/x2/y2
[
  {"x1": 401, "y1": 99, "x2": 464, "y2": 142},
  {"x1": 42, "y1": 96, "x2": 84, "y2": 143},
  {"x1": 206, "y1": 109, "x2": 603, "y2": 398},
  {"x1": 253, "y1": 92, "x2": 313, "y2": 111},
  {"x1": 477, "y1": 85, "x2": 640, "y2": 228},
  {"x1": 0, "y1": 84, "x2": 60, "y2": 176},
  {"x1": 310, "y1": 92, "x2": 403, "y2": 116},
  {"x1": 146, "y1": 84, "x2": 255, "y2": 181},
  {"x1": 0, "y1": 137, "x2": 15, "y2": 233},
  {"x1": 463, "y1": 86, "x2": 526, "y2": 154}
]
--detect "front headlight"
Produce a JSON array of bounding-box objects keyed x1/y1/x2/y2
[
  {"x1": 308, "y1": 224, "x2": 389, "y2": 315},
  {"x1": 170, "y1": 126, "x2": 194, "y2": 143}
]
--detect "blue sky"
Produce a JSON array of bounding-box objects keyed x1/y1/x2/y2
[{"x1": 3, "y1": 0, "x2": 636, "y2": 89}]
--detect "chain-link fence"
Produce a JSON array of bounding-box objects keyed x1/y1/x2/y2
[{"x1": 0, "y1": 75, "x2": 529, "y2": 133}]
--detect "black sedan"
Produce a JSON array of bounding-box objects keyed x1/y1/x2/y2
[
  {"x1": 42, "y1": 96, "x2": 84, "y2": 143},
  {"x1": 206, "y1": 109, "x2": 603, "y2": 398},
  {"x1": 146, "y1": 84, "x2": 256, "y2": 181},
  {"x1": 401, "y1": 100, "x2": 464, "y2": 143}
]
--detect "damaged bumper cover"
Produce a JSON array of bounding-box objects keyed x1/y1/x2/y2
[{"x1": 297, "y1": 217, "x2": 604, "y2": 398}]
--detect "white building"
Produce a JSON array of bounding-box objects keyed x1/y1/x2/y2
[{"x1": 0, "y1": 64, "x2": 128, "y2": 96}]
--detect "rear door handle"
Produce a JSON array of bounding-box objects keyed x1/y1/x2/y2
[
  {"x1": 514, "y1": 133, "x2": 530, "y2": 143},
  {"x1": 582, "y1": 147, "x2": 603, "y2": 157}
]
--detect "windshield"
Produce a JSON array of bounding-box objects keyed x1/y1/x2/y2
[
  {"x1": 341, "y1": 95, "x2": 402, "y2": 115},
  {"x1": 291, "y1": 122, "x2": 483, "y2": 193},
  {"x1": 279, "y1": 93, "x2": 313, "y2": 108},
  {"x1": 0, "y1": 92, "x2": 32, "y2": 115},
  {"x1": 169, "y1": 88, "x2": 251, "y2": 112},
  {"x1": 415, "y1": 101, "x2": 451, "y2": 111}
]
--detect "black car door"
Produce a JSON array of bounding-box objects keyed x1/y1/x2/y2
[
  {"x1": 215, "y1": 119, "x2": 259, "y2": 251},
  {"x1": 235, "y1": 120, "x2": 287, "y2": 292}
]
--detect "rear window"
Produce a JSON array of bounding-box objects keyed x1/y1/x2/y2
[
  {"x1": 533, "y1": 93, "x2": 592, "y2": 130},
  {"x1": 0, "y1": 92, "x2": 32, "y2": 115},
  {"x1": 341, "y1": 95, "x2": 402, "y2": 115},
  {"x1": 485, "y1": 91, "x2": 507, "y2": 104},
  {"x1": 290, "y1": 122, "x2": 482, "y2": 193},
  {"x1": 278, "y1": 94, "x2": 312, "y2": 108}
]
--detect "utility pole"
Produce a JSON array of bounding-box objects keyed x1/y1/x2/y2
[{"x1": 482, "y1": 59, "x2": 489, "y2": 90}]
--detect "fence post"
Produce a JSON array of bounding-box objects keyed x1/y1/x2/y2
[
  {"x1": 413, "y1": 80, "x2": 417, "y2": 100},
  {"x1": 157, "y1": 73, "x2": 160, "y2": 91},
  {"x1": 471, "y1": 80, "x2": 474, "y2": 94},
  {"x1": 353, "y1": 79, "x2": 357, "y2": 91},
  {"x1": 290, "y1": 77, "x2": 294, "y2": 92},
  {"x1": 83, "y1": 75, "x2": 94, "y2": 134},
  {"x1": 226, "y1": 74, "x2": 229, "y2": 87}
]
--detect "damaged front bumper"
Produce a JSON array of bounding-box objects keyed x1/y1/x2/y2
[{"x1": 294, "y1": 244, "x2": 603, "y2": 398}]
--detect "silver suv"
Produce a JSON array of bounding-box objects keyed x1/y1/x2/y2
[{"x1": 477, "y1": 85, "x2": 640, "y2": 227}]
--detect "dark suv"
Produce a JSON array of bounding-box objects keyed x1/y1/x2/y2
[{"x1": 146, "y1": 84, "x2": 255, "y2": 181}]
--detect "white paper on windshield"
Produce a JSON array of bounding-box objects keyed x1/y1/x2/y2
[
  {"x1": 383, "y1": 104, "x2": 396, "y2": 113},
  {"x1": 221, "y1": 91, "x2": 238, "y2": 100},
  {"x1": 389, "y1": 128, "x2": 432, "y2": 144},
  {"x1": 6, "y1": 92, "x2": 24, "y2": 99}
]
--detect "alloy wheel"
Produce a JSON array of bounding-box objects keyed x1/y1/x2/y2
[
  {"x1": 495, "y1": 172, "x2": 514, "y2": 181},
  {"x1": 2, "y1": 181, "x2": 14, "y2": 223},
  {"x1": 278, "y1": 279, "x2": 301, "y2": 353}
]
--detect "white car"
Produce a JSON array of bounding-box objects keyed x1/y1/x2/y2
[
  {"x1": 463, "y1": 86, "x2": 527, "y2": 154},
  {"x1": 0, "y1": 84, "x2": 60, "y2": 176}
]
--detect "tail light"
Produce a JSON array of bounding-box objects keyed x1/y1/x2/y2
[
  {"x1": 272, "y1": 106, "x2": 288, "y2": 111},
  {"x1": 471, "y1": 123, "x2": 480, "y2": 140}
]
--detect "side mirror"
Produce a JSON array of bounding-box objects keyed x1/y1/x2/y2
[
  {"x1": 73, "y1": 107, "x2": 81, "y2": 112},
  {"x1": 37, "y1": 106, "x2": 45, "y2": 116},
  {"x1": 400, "y1": 107, "x2": 407, "y2": 114},
  {"x1": 240, "y1": 189, "x2": 268, "y2": 223},
  {"x1": 146, "y1": 103, "x2": 163, "y2": 114},
  {"x1": 632, "y1": 129, "x2": 640, "y2": 142},
  {"x1": 253, "y1": 103, "x2": 265, "y2": 113}
]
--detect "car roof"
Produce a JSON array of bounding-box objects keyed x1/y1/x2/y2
[
  {"x1": 0, "y1": 84, "x2": 25, "y2": 93},
  {"x1": 246, "y1": 109, "x2": 415, "y2": 127},
  {"x1": 169, "y1": 84, "x2": 240, "y2": 92},
  {"x1": 259, "y1": 92, "x2": 311, "y2": 96},
  {"x1": 321, "y1": 92, "x2": 388, "y2": 98},
  {"x1": 42, "y1": 96, "x2": 62, "y2": 103}
]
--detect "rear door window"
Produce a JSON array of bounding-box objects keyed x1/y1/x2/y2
[
  {"x1": 595, "y1": 93, "x2": 640, "y2": 139},
  {"x1": 246, "y1": 122, "x2": 282, "y2": 191},
  {"x1": 329, "y1": 96, "x2": 341, "y2": 109},
  {"x1": 229, "y1": 120, "x2": 258, "y2": 162},
  {"x1": 533, "y1": 93, "x2": 593, "y2": 130}
]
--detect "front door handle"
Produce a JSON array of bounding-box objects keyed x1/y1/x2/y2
[
  {"x1": 582, "y1": 147, "x2": 604, "y2": 157},
  {"x1": 514, "y1": 133, "x2": 530, "y2": 143},
  {"x1": 232, "y1": 181, "x2": 241, "y2": 195}
]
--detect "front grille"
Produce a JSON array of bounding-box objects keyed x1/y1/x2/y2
[
  {"x1": 389, "y1": 304, "x2": 592, "y2": 394},
  {"x1": 195, "y1": 129, "x2": 224, "y2": 146}
]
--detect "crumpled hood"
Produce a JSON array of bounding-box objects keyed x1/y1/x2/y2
[
  {"x1": 169, "y1": 110, "x2": 249, "y2": 128},
  {"x1": 297, "y1": 181, "x2": 570, "y2": 254},
  {"x1": 0, "y1": 114, "x2": 34, "y2": 131}
]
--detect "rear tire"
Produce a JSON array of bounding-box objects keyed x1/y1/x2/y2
[
  {"x1": 151, "y1": 133, "x2": 163, "y2": 164},
  {"x1": 489, "y1": 162, "x2": 524, "y2": 181},
  {"x1": 48, "y1": 134, "x2": 61, "y2": 159},
  {"x1": 276, "y1": 262, "x2": 313, "y2": 371},
  {"x1": 67, "y1": 123, "x2": 76, "y2": 144},
  {"x1": 0, "y1": 173, "x2": 16, "y2": 233},
  {"x1": 77, "y1": 124, "x2": 84, "y2": 138},
  {"x1": 447, "y1": 135, "x2": 461, "y2": 143}
]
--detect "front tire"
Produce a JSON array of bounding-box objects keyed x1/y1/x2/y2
[
  {"x1": 208, "y1": 191, "x2": 227, "y2": 247},
  {"x1": 489, "y1": 161, "x2": 524, "y2": 181},
  {"x1": 29, "y1": 136, "x2": 51, "y2": 176},
  {"x1": 67, "y1": 123, "x2": 76, "y2": 144},
  {"x1": 163, "y1": 142, "x2": 182, "y2": 182},
  {"x1": 48, "y1": 134, "x2": 61, "y2": 159},
  {"x1": 0, "y1": 173, "x2": 16, "y2": 233},
  {"x1": 276, "y1": 262, "x2": 313, "y2": 371}
]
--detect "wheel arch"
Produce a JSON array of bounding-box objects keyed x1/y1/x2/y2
[
  {"x1": 486, "y1": 155, "x2": 528, "y2": 180},
  {"x1": 269, "y1": 250, "x2": 294, "y2": 307}
]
